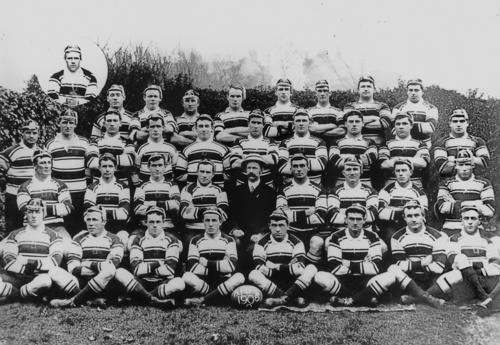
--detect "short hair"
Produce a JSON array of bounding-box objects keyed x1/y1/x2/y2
[
  {"x1": 84, "y1": 206, "x2": 105, "y2": 220},
  {"x1": 21, "y1": 120, "x2": 40, "y2": 132},
  {"x1": 346, "y1": 204, "x2": 367, "y2": 217},
  {"x1": 197, "y1": 159, "x2": 215, "y2": 172},
  {"x1": 195, "y1": 114, "x2": 213, "y2": 126},
  {"x1": 248, "y1": 109, "x2": 265, "y2": 122},
  {"x1": 269, "y1": 209, "x2": 289, "y2": 224},
  {"x1": 403, "y1": 200, "x2": 423, "y2": 214},
  {"x1": 143, "y1": 85, "x2": 163, "y2": 99},
  {"x1": 107, "y1": 84, "x2": 126, "y2": 97},
  {"x1": 32, "y1": 149, "x2": 51, "y2": 165},
  {"x1": 203, "y1": 207, "x2": 222, "y2": 220},
  {"x1": 343, "y1": 110, "x2": 363, "y2": 122},
  {"x1": 460, "y1": 204, "x2": 481, "y2": 216},
  {"x1": 148, "y1": 154, "x2": 166, "y2": 166},
  {"x1": 394, "y1": 158, "x2": 414, "y2": 171},
  {"x1": 147, "y1": 114, "x2": 165, "y2": 127},
  {"x1": 59, "y1": 108, "x2": 78, "y2": 124},
  {"x1": 293, "y1": 108, "x2": 309, "y2": 119},
  {"x1": 145, "y1": 206, "x2": 166, "y2": 219},
  {"x1": 64, "y1": 45, "x2": 81, "y2": 59},
  {"x1": 228, "y1": 84, "x2": 246, "y2": 100},
  {"x1": 449, "y1": 109, "x2": 469, "y2": 121},
  {"x1": 406, "y1": 79, "x2": 424, "y2": 89},
  {"x1": 315, "y1": 80, "x2": 330, "y2": 90},
  {"x1": 103, "y1": 110, "x2": 122, "y2": 121},
  {"x1": 98, "y1": 153, "x2": 117, "y2": 167},
  {"x1": 276, "y1": 78, "x2": 292, "y2": 89},
  {"x1": 290, "y1": 153, "x2": 308, "y2": 165},
  {"x1": 394, "y1": 111, "x2": 414, "y2": 124},
  {"x1": 357, "y1": 75, "x2": 375, "y2": 88}
]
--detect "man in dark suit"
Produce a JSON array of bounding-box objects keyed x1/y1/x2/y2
[{"x1": 228, "y1": 154, "x2": 276, "y2": 273}]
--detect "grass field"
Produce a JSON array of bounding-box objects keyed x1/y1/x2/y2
[{"x1": 0, "y1": 302, "x2": 495, "y2": 345}]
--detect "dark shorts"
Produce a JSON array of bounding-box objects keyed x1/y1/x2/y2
[
  {"x1": 337, "y1": 275, "x2": 372, "y2": 296},
  {"x1": 136, "y1": 277, "x2": 172, "y2": 292},
  {"x1": 0, "y1": 270, "x2": 36, "y2": 288}
]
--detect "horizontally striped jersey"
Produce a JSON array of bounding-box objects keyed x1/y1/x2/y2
[
  {"x1": 47, "y1": 67, "x2": 98, "y2": 102},
  {"x1": 230, "y1": 135, "x2": 279, "y2": 186},
  {"x1": 129, "y1": 231, "x2": 181, "y2": 282},
  {"x1": 3, "y1": 226, "x2": 63, "y2": 274},
  {"x1": 391, "y1": 226, "x2": 447, "y2": 275},
  {"x1": 187, "y1": 233, "x2": 238, "y2": 277},
  {"x1": 436, "y1": 174, "x2": 495, "y2": 232},
  {"x1": 448, "y1": 231, "x2": 498, "y2": 269},
  {"x1": 133, "y1": 178, "x2": 180, "y2": 229},
  {"x1": 252, "y1": 233, "x2": 306, "y2": 275},
  {"x1": 135, "y1": 139, "x2": 178, "y2": 183},
  {"x1": 17, "y1": 176, "x2": 73, "y2": 225},
  {"x1": 378, "y1": 182, "x2": 428, "y2": 226},
  {"x1": 434, "y1": 134, "x2": 490, "y2": 178},
  {"x1": 276, "y1": 179, "x2": 328, "y2": 232},
  {"x1": 379, "y1": 136, "x2": 430, "y2": 187},
  {"x1": 45, "y1": 134, "x2": 91, "y2": 193},
  {"x1": 329, "y1": 135, "x2": 378, "y2": 187},
  {"x1": 392, "y1": 100, "x2": 438, "y2": 146},
  {"x1": 130, "y1": 107, "x2": 178, "y2": 141},
  {"x1": 67, "y1": 230, "x2": 124, "y2": 274},
  {"x1": 179, "y1": 182, "x2": 228, "y2": 231},
  {"x1": 342, "y1": 100, "x2": 391, "y2": 146},
  {"x1": 84, "y1": 177, "x2": 130, "y2": 225},
  {"x1": 307, "y1": 104, "x2": 344, "y2": 146},
  {"x1": 91, "y1": 108, "x2": 134, "y2": 142},
  {"x1": 87, "y1": 133, "x2": 135, "y2": 185},
  {"x1": 175, "y1": 139, "x2": 230, "y2": 187},
  {"x1": 329, "y1": 182, "x2": 378, "y2": 230},
  {"x1": 326, "y1": 229, "x2": 382, "y2": 276},
  {"x1": 263, "y1": 102, "x2": 300, "y2": 142},
  {"x1": 0, "y1": 142, "x2": 40, "y2": 195},
  {"x1": 278, "y1": 133, "x2": 327, "y2": 184},
  {"x1": 176, "y1": 113, "x2": 199, "y2": 134},
  {"x1": 214, "y1": 108, "x2": 249, "y2": 135}
]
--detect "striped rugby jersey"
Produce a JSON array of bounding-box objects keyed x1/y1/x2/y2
[
  {"x1": 134, "y1": 178, "x2": 180, "y2": 229},
  {"x1": 3, "y1": 226, "x2": 63, "y2": 274},
  {"x1": 84, "y1": 177, "x2": 130, "y2": 224},
  {"x1": 278, "y1": 133, "x2": 327, "y2": 184},
  {"x1": 276, "y1": 179, "x2": 327, "y2": 232},
  {"x1": 214, "y1": 108, "x2": 250, "y2": 135},
  {"x1": 179, "y1": 182, "x2": 228, "y2": 231},
  {"x1": 87, "y1": 133, "x2": 135, "y2": 185},
  {"x1": 130, "y1": 231, "x2": 181, "y2": 282},
  {"x1": 176, "y1": 113, "x2": 199, "y2": 133},
  {"x1": 391, "y1": 226, "x2": 447, "y2": 275},
  {"x1": 17, "y1": 177, "x2": 73, "y2": 225},
  {"x1": 130, "y1": 107, "x2": 178, "y2": 141},
  {"x1": 436, "y1": 174, "x2": 495, "y2": 232},
  {"x1": 378, "y1": 182, "x2": 428, "y2": 225},
  {"x1": 135, "y1": 138, "x2": 178, "y2": 183},
  {"x1": 329, "y1": 182, "x2": 378, "y2": 230},
  {"x1": 342, "y1": 100, "x2": 391, "y2": 146},
  {"x1": 448, "y1": 231, "x2": 498, "y2": 269},
  {"x1": 434, "y1": 134, "x2": 490, "y2": 178},
  {"x1": 263, "y1": 102, "x2": 300, "y2": 142},
  {"x1": 326, "y1": 229, "x2": 382, "y2": 276},
  {"x1": 91, "y1": 108, "x2": 134, "y2": 142},
  {"x1": 45, "y1": 134, "x2": 91, "y2": 194},
  {"x1": 187, "y1": 233, "x2": 237, "y2": 277},
  {"x1": 175, "y1": 139, "x2": 230, "y2": 187},
  {"x1": 253, "y1": 233, "x2": 306, "y2": 269},
  {"x1": 392, "y1": 100, "x2": 438, "y2": 145},
  {"x1": 67, "y1": 230, "x2": 124, "y2": 274},
  {"x1": 47, "y1": 67, "x2": 97, "y2": 101},
  {"x1": 379, "y1": 136, "x2": 430, "y2": 187},
  {"x1": 307, "y1": 104, "x2": 344, "y2": 146},
  {"x1": 0, "y1": 142, "x2": 40, "y2": 195},
  {"x1": 329, "y1": 135, "x2": 378, "y2": 187},
  {"x1": 230, "y1": 135, "x2": 279, "y2": 187}
]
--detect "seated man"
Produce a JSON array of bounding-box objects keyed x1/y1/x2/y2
[
  {"x1": 249, "y1": 209, "x2": 317, "y2": 307},
  {"x1": 0, "y1": 198, "x2": 79, "y2": 303},
  {"x1": 50, "y1": 207, "x2": 171, "y2": 308},
  {"x1": 182, "y1": 208, "x2": 245, "y2": 306},
  {"x1": 426, "y1": 206, "x2": 500, "y2": 308},
  {"x1": 129, "y1": 207, "x2": 185, "y2": 307}
]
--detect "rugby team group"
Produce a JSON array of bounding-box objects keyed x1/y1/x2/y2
[{"x1": 0, "y1": 73, "x2": 499, "y2": 311}]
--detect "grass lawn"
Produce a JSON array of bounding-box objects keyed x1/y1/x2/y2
[{"x1": 0, "y1": 302, "x2": 487, "y2": 345}]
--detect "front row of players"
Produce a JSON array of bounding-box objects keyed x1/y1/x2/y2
[{"x1": 1, "y1": 197, "x2": 499, "y2": 309}]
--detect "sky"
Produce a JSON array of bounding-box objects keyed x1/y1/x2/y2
[{"x1": 1, "y1": 0, "x2": 500, "y2": 96}]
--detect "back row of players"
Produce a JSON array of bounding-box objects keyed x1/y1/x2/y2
[{"x1": 0, "y1": 76, "x2": 498, "y2": 308}]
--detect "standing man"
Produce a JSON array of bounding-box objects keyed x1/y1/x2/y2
[
  {"x1": 249, "y1": 209, "x2": 318, "y2": 307},
  {"x1": 434, "y1": 109, "x2": 490, "y2": 178},
  {"x1": 392, "y1": 79, "x2": 438, "y2": 149},
  {"x1": 214, "y1": 85, "x2": 250, "y2": 146},
  {"x1": 175, "y1": 115, "x2": 231, "y2": 188},
  {"x1": 130, "y1": 85, "x2": 178, "y2": 144},
  {"x1": 91, "y1": 85, "x2": 133, "y2": 142},
  {"x1": 171, "y1": 90, "x2": 203, "y2": 149},
  {"x1": 278, "y1": 109, "x2": 328, "y2": 185},
  {"x1": 263, "y1": 79, "x2": 300, "y2": 142},
  {"x1": 0, "y1": 120, "x2": 41, "y2": 232},
  {"x1": 46, "y1": 109, "x2": 91, "y2": 235},
  {"x1": 182, "y1": 208, "x2": 245, "y2": 306},
  {"x1": 0, "y1": 198, "x2": 79, "y2": 303},
  {"x1": 17, "y1": 150, "x2": 73, "y2": 239},
  {"x1": 47, "y1": 45, "x2": 97, "y2": 106},
  {"x1": 277, "y1": 154, "x2": 328, "y2": 265},
  {"x1": 308, "y1": 80, "x2": 345, "y2": 147},
  {"x1": 435, "y1": 149, "x2": 495, "y2": 238},
  {"x1": 230, "y1": 109, "x2": 279, "y2": 188}
]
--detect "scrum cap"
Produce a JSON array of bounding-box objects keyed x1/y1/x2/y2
[
  {"x1": 21, "y1": 120, "x2": 40, "y2": 132},
  {"x1": 343, "y1": 156, "x2": 362, "y2": 168},
  {"x1": 183, "y1": 89, "x2": 199, "y2": 100},
  {"x1": 269, "y1": 209, "x2": 289, "y2": 223},
  {"x1": 358, "y1": 75, "x2": 375, "y2": 88},
  {"x1": 84, "y1": 206, "x2": 104, "y2": 219},
  {"x1": 403, "y1": 199, "x2": 422, "y2": 211},
  {"x1": 248, "y1": 109, "x2": 265, "y2": 121},
  {"x1": 143, "y1": 85, "x2": 163, "y2": 99},
  {"x1": 59, "y1": 109, "x2": 78, "y2": 124},
  {"x1": 64, "y1": 45, "x2": 81, "y2": 56},
  {"x1": 203, "y1": 206, "x2": 222, "y2": 219},
  {"x1": 460, "y1": 204, "x2": 481, "y2": 215},
  {"x1": 406, "y1": 78, "x2": 424, "y2": 88},
  {"x1": 107, "y1": 84, "x2": 125, "y2": 97},
  {"x1": 99, "y1": 152, "x2": 117, "y2": 166},
  {"x1": 26, "y1": 198, "x2": 45, "y2": 211},
  {"x1": 449, "y1": 109, "x2": 469, "y2": 120},
  {"x1": 276, "y1": 78, "x2": 292, "y2": 89},
  {"x1": 315, "y1": 80, "x2": 330, "y2": 90},
  {"x1": 145, "y1": 206, "x2": 166, "y2": 219},
  {"x1": 394, "y1": 157, "x2": 414, "y2": 170},
  {"x1": 455, "y1": 149, "x2": 474, "y2": 163},
  {"x1": 346, "y1": 203, "x2": 367, "y2": 216},
  {"x1": 293, "y1": 108, "x2": 309, "y2": 119},
  {"x1": 32, "y1": 149, "x2": 51, "y2": 164}
]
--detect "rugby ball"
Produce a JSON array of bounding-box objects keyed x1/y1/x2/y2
[{"x1": 231, "y1": 285, "x2": 263, "y2": 309}]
